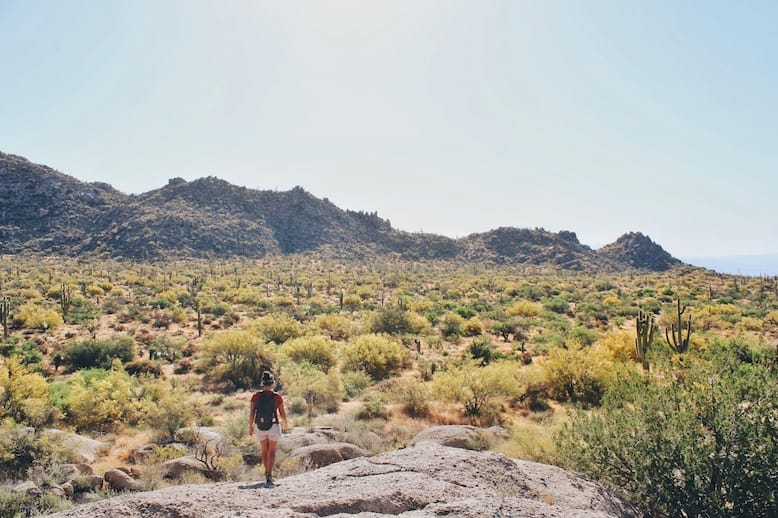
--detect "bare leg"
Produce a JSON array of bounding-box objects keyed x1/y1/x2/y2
[
  {"x1": 266, "y1": 439, "x2": 278, "y2": 476},
  {"x1": 260, "y1": 438, "x2": 271, "y2": 474}
]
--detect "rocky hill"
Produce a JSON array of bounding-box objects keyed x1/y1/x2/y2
[
  {"x1": 1, "y1": 151, "x2": 680, "y2": 271},
  {"x1": 47, "y1": 441, "x2": 638, "y2": 518}
]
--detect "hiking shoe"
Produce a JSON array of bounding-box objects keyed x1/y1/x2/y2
[{"x1": 265, "y1": 475, "x2": 274, "y2": 488}]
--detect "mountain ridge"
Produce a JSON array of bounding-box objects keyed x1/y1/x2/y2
[{"x1": 0, "y1": 151, "x2": 682, "y2": 271}]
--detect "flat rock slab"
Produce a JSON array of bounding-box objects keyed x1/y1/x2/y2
[{"x1": 47, "y1": 442, "x2": 638, "y2": 518}]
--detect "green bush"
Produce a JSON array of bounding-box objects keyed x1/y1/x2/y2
[
  {"x1": 65, "y1": 336, "x2": 135, "y2": 370},
  {"x1": 370, "y1": 306, "x2": 418, "y2": 335},
  {"x1": 341, "y1": 333, "x2": 407, "y2": 381},
  {"x1": 342, "y1": 370, "x2": 373, "y2": 399},
  {"x1": 0, "y1": 338, "x2": 43, "y2": 367},
  {"x1": 556, "y1": 345, "x2": 778, "y2": 517}
]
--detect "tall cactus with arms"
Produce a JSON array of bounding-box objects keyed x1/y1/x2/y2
[{"x1": 635, "y1": 309, "x2": 656, "y2": 371}]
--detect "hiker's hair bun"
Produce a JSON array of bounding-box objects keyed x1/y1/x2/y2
[{"x1": 261, "y1": 371, "x2": 275, "y2": 385}]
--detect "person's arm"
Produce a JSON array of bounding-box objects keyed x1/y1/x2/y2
[
  {"x1": 277, "y1": 395, "x2": 289, "y2": 431},
  {"x1": 248, "y1": 393, "x2": 256, "y2": 436}
]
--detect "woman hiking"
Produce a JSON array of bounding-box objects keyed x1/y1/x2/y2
[{"x1": 249, "y1": 370, "x2": 288, "y2": 487}]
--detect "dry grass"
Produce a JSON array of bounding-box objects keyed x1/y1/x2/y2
[{"x1": 496, "y1": 406, "x2": 568, "y2": 464}]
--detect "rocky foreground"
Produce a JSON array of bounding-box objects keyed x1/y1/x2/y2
[{"x1": 47, "y1": 441, "x2": 638, "y2": 518}]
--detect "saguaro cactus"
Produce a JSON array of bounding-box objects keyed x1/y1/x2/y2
[
  {"x1": 60, "y1": 283, "x2": 72, "y2": 319},
  {"x1": 1, "y1": 296, "x2": 11, "y2": 338},
  {"x1": 635, "y1": 309, "x2": 656, "y2": 371},
  {"x1": 665, "y1": 298, "x2": 692, "y2": 354},
  {"x1": 190, "y1": 277, "x2": 203, "y2": 337}
]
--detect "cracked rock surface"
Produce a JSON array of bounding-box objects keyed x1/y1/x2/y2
[{"x1": 46, "y1": 442, "x2": 638, "y2": 518}]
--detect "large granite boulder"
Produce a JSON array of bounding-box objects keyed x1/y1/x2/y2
[{"x1": 48, "y1": 441, "x2": 639, "y2": 517}]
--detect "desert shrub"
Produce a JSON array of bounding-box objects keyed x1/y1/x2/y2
[
  {"x1": 342, "y1": 294, "x2": 362, "y2": 311},
  {"x1": 357, "y1": 391, "x2": 388, "y2": 419},
  {"x1": 13, "y1": 303, "x2": 63, "y2": 331},
  {"x1": 279, "y1": 335, "x2": 337, "y2": 372},
  {"x1": 251, "y1": 313, "x2": 302, "y2": 344},
  {"x1": 543, "y1": 296, "x2": 570, "y2": 315},
  {"x1": 281, "y1": 361, "x2": 343, "y2": 416},
  {"x1": 136, "y1": 382, "x2": 193, "y2": 440},
  {"x1": 0, "y1": 422, "x2": 67, "y2": 482},
  {"x1": 541, "y1": 344, "x2": 616, "y2": 406},
  {"x1": 461, "y1": 317, "x2": 483, "y2": 337},
  {"x1": 63, "y1": 365, "x2": 137, "y2": 432},
  {"x1": 507, "y1": 300, "x2": 543, "y2": 318},
  {"x1": 313, "y1": 313, "x2": 353, "y2": 340},
  {"x1": 201, "y1": 330, "x2": 275, "y2": 390},
  {"x1": 370, "y1": 306, "x2": 417, "y2": 335},
  {"x1": 468, "y1": 336, "x2": 496, "y2": 365},
  {"x1": 597, "y1": 330, "x2": 635, "y2": 362},
  {"x1": 0, "y1": 360, "x2": 51, "y2": 427},
  {"x1": 65, "y1": 335, "x2": 135, "y2": 370},
  {"x1": 440, "y1": 312, "x2": 464, "y2": 339},
  {"x1": 0, "y1": 337, "x2": 43, "y2": 367},
  {"x1": 0, "y1": 489, "x2": 71, "y2": 516},
  {"x1": 557, "y1": 347, "x2": 778, "y2": 518},
  {"x1": 125, "y1": 359, "x2": 163, "y2": 377},
  {"x1": 567, "y1": 326, "x2": 597, "y2": 347},
  {"x1": 340, "y1": 334, "x2": 407, "y2": 381},
  {"x1": 433, "y1": 359, "x2": 522, "y2": 424},
  {"x1": 147, "y1": 336, "x2": 185, "y2": 363},
  {"x1": 342, "y1": 370, "x2": 373, "y2": 399},
  {"x1": 389, "y1": 377, "x2": 431, "y2": 418}
]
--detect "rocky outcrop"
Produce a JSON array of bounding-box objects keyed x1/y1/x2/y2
[
  {"x1": 47, "y1": 442, "x2": 638, "y2": 518},
  {"x1": 597, "y1": 231, "x2": 681, "y2": 271}
]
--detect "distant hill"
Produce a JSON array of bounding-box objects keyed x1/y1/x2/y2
[{"x1": 0, "y1": 151, "x2": 682, "y2": 271}]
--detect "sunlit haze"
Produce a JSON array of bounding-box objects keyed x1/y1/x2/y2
[{"x1": 1, "y1": 1, "x2": 776, "y2": 269}]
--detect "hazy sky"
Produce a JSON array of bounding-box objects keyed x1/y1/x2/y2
[{"x1": 1, "y1": 1, "x2": 776, "y2": 259}]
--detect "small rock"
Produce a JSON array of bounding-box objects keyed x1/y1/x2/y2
[
  {"x1": 104, "y1": 468, "x2": 145, "y2": 492},
  {"x1": 11, "y1": 481, "x2": 41, "y2": 497},
  {"x1": 162, "y1": 455, "x2": 211, "y2": 479},
  {"x1": 287, "y1": 444, "x2": 344, "y2": 468}
]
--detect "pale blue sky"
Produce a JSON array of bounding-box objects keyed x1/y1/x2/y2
[{"x1": 1, "y1": 1, "x2": 776, "y2": 261}]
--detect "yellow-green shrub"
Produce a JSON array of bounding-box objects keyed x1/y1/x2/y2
[
  {"x1": 281, "y1": 362, "x2": 343, "y2": 415},
  {"x1": 341, "y1": 333, "x2": 407, "y2": 381},
  {"x1": 462, "y1": 317, "x2": 483, "y2": 337},
  {"x1": 201, "y1": 330, "x2": 275, "y2": 389},
  {"x1": 64, "y1": 367, "x2": 136, "y2": 433},
  {"x1": 250, "y1": 313, "x2": 302, "y2": 344},
  {"x1": 0, "y1": 360, "x2": 51, "y2": 427},
  {"x1": 279, "y1": 335, "x2": 337, "y2": 372},
  {"x1": 313, "y1": 314, "x2": 354, "y2": 341},
  {"x1": 507, "y1": 300, "x2": 543, "y2": 318},
  {"x1": 433, "y1": 359, "x2": 522, "y2": 424},
  {"x1": 541, "y1": 344, "x2": 618, "y2": 405},
  {"x1": 13, "y1": 303, "x2": 63, "y2": 331}
]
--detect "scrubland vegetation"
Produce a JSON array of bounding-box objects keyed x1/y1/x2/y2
[{"x1": 0, "y1": 255, "x2": 776, "y2": 516}]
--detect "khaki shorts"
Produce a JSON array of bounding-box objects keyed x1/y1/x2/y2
[{"x1": 254, "y1": 423, "x2": 281, "y2": 442}]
